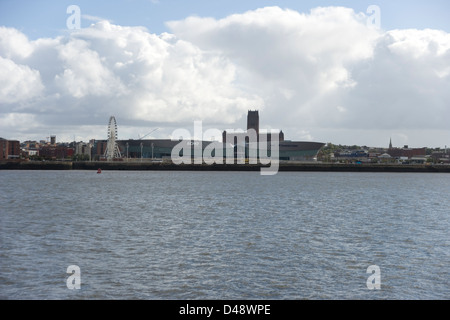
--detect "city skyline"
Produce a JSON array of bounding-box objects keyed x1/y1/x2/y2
[
  {"x1": 2, "y1": 114, "x2": 446, "y2": 151},
  {"x1": 1, "y1": 0, "x2": 449, "y2": 148}
]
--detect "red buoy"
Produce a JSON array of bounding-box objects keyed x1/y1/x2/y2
[{"x1": 97, "y1": 168, "x2": 102, "y2": 174}]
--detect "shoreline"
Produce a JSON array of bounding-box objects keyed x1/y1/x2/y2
[{"x1": 1, "y1": 161, "x2": 450, "y2": 173}]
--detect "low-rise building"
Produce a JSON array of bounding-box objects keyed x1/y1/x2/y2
[
  {"x1": 388, "y1": 145, "x2": 426, "y2": 158},
  {"x1": 431, "y1": 151, "x2": 450, "y2": 163},
  {"x1": 39, "y1": 145, "x2": 74, "y2": 160},
  {"x1": 0, "y1": 138, "x2": 21, "y2": 160}
]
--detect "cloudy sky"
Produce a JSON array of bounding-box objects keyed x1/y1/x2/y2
[{"x1": 1, "y1": 0, "x2": 449, "y2": 148}]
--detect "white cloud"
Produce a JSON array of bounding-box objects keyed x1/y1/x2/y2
[
  {"x1": 339, "y1": 29, "x2": 450, "y2": 131},
  {"x1": 0, "y1": 113, "x2": 40, "y2": 139},
  {"x1": 167, "y1": 6, "x2": 450, "y2": 146},
  {"x1": 0, "y1": 26, "x2": 34, "y2": 59},
  {"x1": 0, "y1": 7, "x2": 449, "y2": 147},
  {"x1": 81, "y1": 14, "x2": 113, "y2": 23},
  {"x1": 54, "y1": 37, "x2": 128, "y2": 98},
  {"x1": 167, "y1": 6, "x2": 381, "y2": 128},
  {"x1": 0, "y1": 21, "x2": 261, "y2": 141},
  {"x1": 0, "y1": 57, "x2": 44, "y2": 104}
]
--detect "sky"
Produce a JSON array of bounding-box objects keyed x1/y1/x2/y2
[{"x1": 1, "y1": 0, "x2": 449, "y2": 148}]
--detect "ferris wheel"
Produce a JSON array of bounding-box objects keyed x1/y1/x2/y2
[{"x1": 105, "y1": 116, "x2": 121, "y2": 161}]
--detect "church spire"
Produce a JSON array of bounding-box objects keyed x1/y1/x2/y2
[{"x1": 389, "y1": 138, "x2": 392, "y2": 149}]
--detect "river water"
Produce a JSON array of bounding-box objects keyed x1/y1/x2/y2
[{"x1": 0, "y1": 170, "x2": 448, "y2": 299}]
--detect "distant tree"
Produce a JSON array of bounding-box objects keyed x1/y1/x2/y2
[{"x1": 72, "y1": 154, "x2": 90, "y2": 161}]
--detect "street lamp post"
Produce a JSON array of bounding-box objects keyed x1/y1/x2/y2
[
  {"x1": 140, "y1": 142, "x2": 143, "y2": 162},
  {"x1": 126, "y1": 142, "x2": 129, "y2": 162},
  {"x1": 151, "y1": 143, "x2": 154, "y2": 160}
]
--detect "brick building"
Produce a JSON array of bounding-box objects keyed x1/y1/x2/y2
[
  {"x1": 0, "y1": 138, "x2": 21, "y2": 160},
  {"x1": 387, "y1": 145, "x2": 426, "y2": 158},
  {"x1": 94, "y1": 140, "x2": 107, "y2": 158},
  {"x1": 39, "y1": 145, "x2": 74, "y2": 160}
]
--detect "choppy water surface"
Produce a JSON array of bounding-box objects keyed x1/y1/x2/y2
[{"x1": 0, "y1": 170, "x2": 448, "y2": 299}]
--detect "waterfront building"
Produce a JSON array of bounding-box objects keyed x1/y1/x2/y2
[
  {"x1": 93, "y1": 140, "x2": 108, "y2": 159},
  {"x1": 387, "y1": 144, "x2": 426, "y2": 158},
  {"x1": 39, "y1": 145, "x2": 74, "y2": 160},
  {"x1": 74, "y1": 142, "x2": 93, "y2": 160},
  {"x1": 247, "y1": 110, "x2": 260, "y2": 135},
  {"x1": 110, "y1": 111, "x2": 323, "y2": 163},
  {"x1": 117, "y1": 139, "x2": 191, "y2": 160},
  {"x1": 223, "y1": 110, "x2": 323, "y2": 162},
  {"x1": 0, "y1": 138, "x2": 20, "y2": 160},
  {"x1": 431, "y1": 151, "x2": 450, "y2": 163}
]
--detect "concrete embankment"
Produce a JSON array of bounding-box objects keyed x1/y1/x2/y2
[
  {"x1": 1, "y1": 161, "x2": 450, "y2": 173},
  {"x1": 277, "y1": 163, "x2": 450, "y2": 173},
  {"x1": 0, "y1": 161, "x2": 73, "y2": 170}
]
